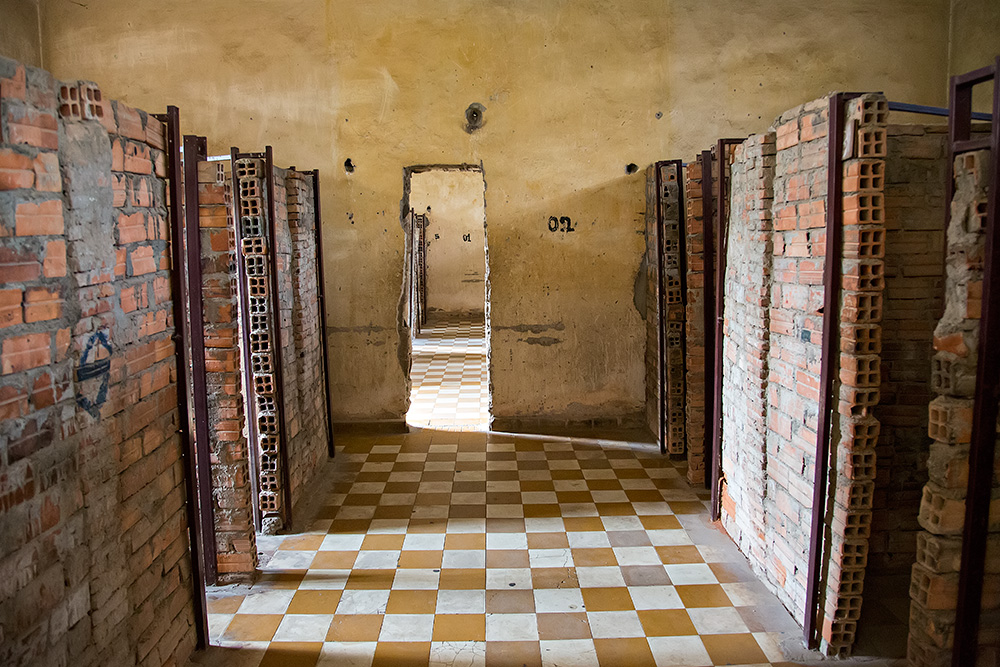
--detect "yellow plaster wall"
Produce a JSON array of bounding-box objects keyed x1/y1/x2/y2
[
  {"x1": 949, "y1": 0, "x2": 1000, "y2": 112},
  {"x1": 0, "y1": 0, "x2": 41, "y2": 68},
  {"x1": 38, "y1": 0, "x2": 953, "y2": 423}
]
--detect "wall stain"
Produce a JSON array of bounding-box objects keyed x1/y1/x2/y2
[
  {"x1": 520, "y1": 336, "x2": 561, "y2": 346},
  {"x1": 329, "y1": 324, "x2": 387, "y2": 334},
  {"x1": 495, "y1": 322, "x2": 566, "y2": 334}
]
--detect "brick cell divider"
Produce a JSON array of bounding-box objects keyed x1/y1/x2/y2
[
  {"x1": 700, "y1": 150, "x2": 716, "y2": 492},
  {"x1": 654, "y1": 161, "x2": 667, "y2": 453},
  {"x1": 710, "y1": 139, "x2": 744, "y2": 521},
  {"x1": 310, "y1": 169, "x2": 336, "y2": 459},
  {"x1": 951, "y1": 57, "x2": 1000, "y2": 667}
]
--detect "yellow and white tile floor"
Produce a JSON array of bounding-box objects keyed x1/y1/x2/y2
[
  {"x1": 406, "y1": 316, "x2": 490, "y2": 430},
  {"x1": 198, "y1": 318, "x2": 900, "y2": 667}
]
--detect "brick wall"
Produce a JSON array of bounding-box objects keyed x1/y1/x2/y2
[
  {"x1": 682, "y1": 159, "x2": 712, "y2": 485},
  {"x1": 823, "y1": 95, "x2": 889, "y2": 654},
  {"x1": 281, "y1": 169, "x2": 329, "y2": 503},
  {"x1": 719, "y1": 131, "x2": 776, "y2": 597},
  {"x1": 0, "y1": 55, "x2": 195, "y2": 667},
  {"x1": 661, "y1": 163, "x2": 686, "y2": 457},
  {"x1": 643, "y1": 162, "x2": 685, "y2": 457},
  {"x1": 867, "y1": 126, "x2": 947, "y2": 574},
  {"x1": 644, "y1": 165, "x2": 659, "y2": 439},
  {"x1": 197, "y1": 159, "x2": 257, "y2": 581},
  {"x1": 907, "y1": 148, "x2": 1000, "y2": 666},
  {"x1": 232, "y1": 159, "x2": 329, "y2": 534},
  {"x1": 763, "y1": 100, "x2": 830, "y2": 623},
  {"x1": 717, "y1": 94, "x2": 895, "y2": 655}
]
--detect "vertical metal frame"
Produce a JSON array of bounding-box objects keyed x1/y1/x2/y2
[
  {"x1": 182, "y1": 134, "x2": 218, "y2": 584},
  {"x1": 950, "y1": 57, "x2": 999, "y2": 667},
  {"x1": 653, "y1": 162, "x2": 668, "y2": 454},
  {"x1": 157, "y1": 106, "x2": 209, "y2": 648},
  {"x1": 310, "y1": 170, "x2": 336, "y2": 459},
  {"x1": 263, "y1": 146, "x2": 294, "y2": 526},
  {"x1": 709, "y1": 139, "x2": 744, "y2": 521},
  {"x1": 699, "y1": 150, "x2": 716, "y2": 491}
]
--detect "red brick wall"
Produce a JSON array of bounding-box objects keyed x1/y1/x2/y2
[
  {"x1": 717, "y1": 94, "x2": 892, "y2": 655},
  {"x1": 682, "y1": 159, "x2": 713, "y2": 485},
  {"x1": 644, "y1": 163, "x2": 685, "y2": 456},
  {"x1": 0, "y1": 55, "x2": 195, "y2": 667},
  {"x1": 283, "y1": 170, "x2": 329, "y2": 501},
  {"x1": 644, "y1": 165, "x2": 659, "y2": 439},
  {"x1": 719, "y1": 131, "x2": 776, "y2": 596},
  {"x1": 198, "y1": 160, "x2": 257, "y2": 580},
  {"x1": 867, "y1": 125, "x2": 947, "y2": 574},
  {"x1": 907, "y1": 148, "x2": 1000, "y2": 666}
]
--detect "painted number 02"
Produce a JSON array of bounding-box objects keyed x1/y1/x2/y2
[{"x1": 547, "y1": 216, "x2": 576, "y2": 232}]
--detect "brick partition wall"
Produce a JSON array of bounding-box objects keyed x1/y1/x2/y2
[
  {"x1": 644, "y1": 164, "x2": 659, "y2": 439},
  {"x1": 198, "y1": 159, "x2": 258, "y2": 581},
  {"x1": 719, "y1": 131, "x2": 776, "y2": 589},
  {"x1": 866, "y1": 125, "x2": 947, "y2": 576},
  {"x1": 907, "y1": 148, "x2": 1000, "y2": 666},
  {"x1": 643, "y1": 162, "x2": 685, "y2": 457},
  {"x1": 682, "y1": 158, "x2": 717, "y2": 485},
  {"x1": 661, "y1": 163, "x2": 686, "y2": 457},
  {"x1": 284, "y1": 170, "x2": 330, "y2": 499},
  {"x1": 717, "y1": 94, "x2": 895, "y2": 655},
  {"x1": 0, "y1": 54, "x2": 196, "y2": 667},
  {"x1": 270, "y1": 166, "x2": 329, "y2": 509}
]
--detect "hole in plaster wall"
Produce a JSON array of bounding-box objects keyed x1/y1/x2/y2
[
  {"x1": 465, "y1": 103, "x2": 486, "y2": 133},
  {"x1": 344, "y1": 158, "x2": 355, "y2": 173},
  {"x1": 626, "y1": 163, "x2": 638, "y2": 174},
  {"x1": 655, "y1": 111, "x2": 663, "y2": 119}
]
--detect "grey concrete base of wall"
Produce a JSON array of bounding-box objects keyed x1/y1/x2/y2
[
  {"x1": 333, "y1": 420, "x2": 410, "y2": 435},
  {"x1": 491, "y1": 413, "x2": 649, "y2": 439}
]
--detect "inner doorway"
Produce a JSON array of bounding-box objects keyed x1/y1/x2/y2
[{"x1": 403, "y1": 165, "x2": 490, "y2": 430}]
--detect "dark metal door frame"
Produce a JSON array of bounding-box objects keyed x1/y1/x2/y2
[
  {"x1": 157, "y1": 107, "x2": 209, "y2": 648},
  {"x1": 308, "y1": 170, "x2": 336, "y2": 459},
  {"x1": 708, "y1": 138, "x2": 744, "y2": 521},
  {"x1": 949, "y1": 56, "x2": 999, "y2": 667},
  {"x1": 653, "y1": 161, "x2": 667, "y2": 454},
  {"x1": 699, "y1": 150, "x2": 716, "y2": 493},
  {"x1": 181, "y1": 134, "x2": 218, "y2": 584},
  {"x1": 264, "y1": 147, "x2": 294, "y2": 524}
]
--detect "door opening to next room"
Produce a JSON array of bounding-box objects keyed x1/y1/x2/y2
[{"x1": 404, "y1": 166, "x2": 490, "y2": 430}]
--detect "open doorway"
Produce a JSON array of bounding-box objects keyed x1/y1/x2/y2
[{"x1": 401, "y1": 165, "x2": 490, "y2": 430}]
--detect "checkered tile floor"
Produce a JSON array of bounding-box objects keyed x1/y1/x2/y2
[
  {"x1": 200, "y1": 319, "x2": 874, "y2": 667},
  {"x1": 407, "y1": 315, "x2": 490, "y2": 430}
]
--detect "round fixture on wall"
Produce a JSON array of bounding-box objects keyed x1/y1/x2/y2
[
  {"x1": 344, "y1": 158, "x2": 355, "y2": 173},
  {"x1": 626, "y1": 163, "x2": 638, "y2": 174},
  {"x1": 465, "y1": 103, "x2": 486, "y2": 133}
]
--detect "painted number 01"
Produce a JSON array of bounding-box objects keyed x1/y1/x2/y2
[{"x1": 547, "y1": 216, "x2": 576, "y2": 232}]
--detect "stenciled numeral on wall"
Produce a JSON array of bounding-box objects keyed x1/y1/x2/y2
[{"x1": 547, "y1": 215, "x2": 576, "y2": 232}]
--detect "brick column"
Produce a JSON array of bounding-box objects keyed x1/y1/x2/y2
[
  {"x1": 907, "y1": 148, "x2": 1000, "y2": 666},
  {"x1": 821, "y1": 94, "x2": 889, "y2": 655}
]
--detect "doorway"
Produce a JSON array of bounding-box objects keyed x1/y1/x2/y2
[{"x1": 401, "y1": 165, "x2": 490, "y2": 430}]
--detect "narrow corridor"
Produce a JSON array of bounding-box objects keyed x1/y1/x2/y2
[{"x1": 196, "y1": 320, "x2": 896, "y2": 667}]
